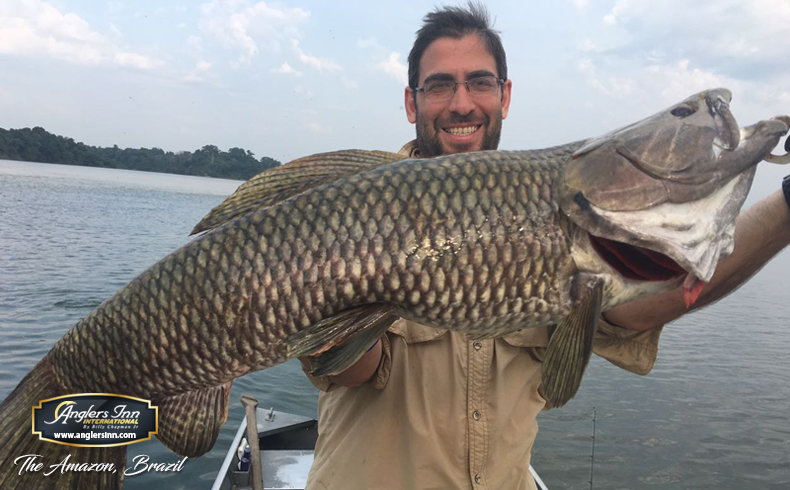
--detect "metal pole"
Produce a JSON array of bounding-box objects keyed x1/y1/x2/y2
[{"x1": 241, "y1": 394, "x2": 264, "y2": 490}]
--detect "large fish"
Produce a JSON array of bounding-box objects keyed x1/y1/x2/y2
[{"x1": 0, "y1": 88, "x2": 787, "y2": 489}]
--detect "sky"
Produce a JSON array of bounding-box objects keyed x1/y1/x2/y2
[{"x1": 2, "y1": 0, "x2": 790, "y2": 195}]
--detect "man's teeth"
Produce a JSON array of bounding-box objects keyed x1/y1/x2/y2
[{"x1": 445, "y1": 125, "x2": 479, "y2": 135}]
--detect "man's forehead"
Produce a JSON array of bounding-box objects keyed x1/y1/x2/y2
[{"x1": 418, "y1": 34, "x2": 497, "y2": 82}]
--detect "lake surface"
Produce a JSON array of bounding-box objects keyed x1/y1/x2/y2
[{"x1": 1, "y1": 159, "x2": 788, "y2": 489}]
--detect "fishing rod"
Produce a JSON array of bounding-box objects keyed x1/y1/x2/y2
[{"x1": 589, "y1": 406, "x2": 597, "y2": 490}]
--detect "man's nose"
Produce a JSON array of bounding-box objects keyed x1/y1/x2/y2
[{"x1": 447, "y1": 83, "x2": 476, "y2": 115}]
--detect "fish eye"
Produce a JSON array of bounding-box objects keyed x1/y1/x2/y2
[{"x1": 670, "y1": 104, "x2": 696, "y2": 118}]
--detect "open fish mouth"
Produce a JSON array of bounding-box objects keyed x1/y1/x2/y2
[
  {"x1": 588, "y1": 234, "x2": 686, "y2": 281},
  {"x1": 588, "y1": 233, "x2": 705, "y2": 308}
]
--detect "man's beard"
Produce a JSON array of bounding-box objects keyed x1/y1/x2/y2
[{"x1": 415, "y1": 112, "x2": 503, "y2": 157}]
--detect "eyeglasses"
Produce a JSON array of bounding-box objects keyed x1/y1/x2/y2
[{"x1": 413, "y1": 75, "x2": 504, "y2": 102}]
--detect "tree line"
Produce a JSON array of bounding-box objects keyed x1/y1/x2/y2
[{"x1": 0, "y1": 127, "x2": 280, "y2": 180}]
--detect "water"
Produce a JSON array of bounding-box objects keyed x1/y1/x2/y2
[
  {"x1": 0, "y1": 160, "x2": 319, "y2": 489},
  {"x1": 1, "y1": 160, "x2": 788, "y2": 489}
]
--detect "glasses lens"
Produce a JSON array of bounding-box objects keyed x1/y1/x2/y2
[
  {"x1": 468, "y1": 76, "x2": 499, "y2": 94},
  {"x1": 424, "y1": 80, "x2": 454, "y2": 100}
]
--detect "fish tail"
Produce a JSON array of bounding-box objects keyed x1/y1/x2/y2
[{"x1": 0, "y1": 357, "x2": 126, "y2": 489}]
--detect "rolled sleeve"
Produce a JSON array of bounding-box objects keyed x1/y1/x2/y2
[
  {"x1": 592, "y1": 317, "x2": 663, "y2": 375},
  {"x1": 368, "y1": 333, "x2": 393, "y2": 390},
  {"x1": 299, "y1": 333, "x2": 394, "y2": 392},
  {"x1": 299, "y1": 356, "x2": 333, "y2": 392}
]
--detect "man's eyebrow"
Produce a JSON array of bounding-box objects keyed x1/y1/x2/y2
[
  {"x1": 422, "y1": 73, "x2": 455, "y2": 84},
  {"x1": 422, "y1": 70, "x2": 498, "y2": 84},
  {"x1": 468, "y1": 69, "x2": 497, "y2": 79}
]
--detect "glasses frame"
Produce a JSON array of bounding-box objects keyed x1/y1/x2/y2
[{"x1": 413, "y1": 75, "x2": 505, "y2": 102}]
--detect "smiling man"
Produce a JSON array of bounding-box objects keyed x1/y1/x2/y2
[
  {"x1": 301, "y1": 4, "x2": 790, "y2": 490},
  {"x1": 405, "y1": 31, "x2": 511, "y2": 156}
]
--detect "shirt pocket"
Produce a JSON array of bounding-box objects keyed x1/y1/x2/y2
[{"x1": 500, "y1": 326, "x2": 551, "y2": 348}]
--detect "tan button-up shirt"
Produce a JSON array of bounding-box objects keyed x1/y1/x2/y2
[{"x1": 302, "y1": 141, "x2": 663, "y2": 489}]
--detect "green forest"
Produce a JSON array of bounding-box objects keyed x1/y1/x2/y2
[{"x1": 0, "y1": 127, "x2": 280, "y2": 180}]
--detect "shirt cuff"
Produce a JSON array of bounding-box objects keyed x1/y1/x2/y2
[
  {"x1": 298, "y1": 334, "x2": 393, "y2": 392},
  {"x1": 592, "y1": 317, "x2": 663, "y2": 375},
  {"x1": 299, "y1": 356, "x2": 333, "y2": 392}
]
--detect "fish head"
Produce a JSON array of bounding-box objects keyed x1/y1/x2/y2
[
  {"x1": 559, "y1": 88, "x2": 789, "y2": 302},
  {"x1": 563, "y1": 88, "x2": 774, "y2": 210}
]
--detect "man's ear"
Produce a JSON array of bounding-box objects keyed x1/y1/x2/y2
[
  {"x1": 501, "y1": 79, "x2": 512, "y2": 120},
  {"x1": 405, "y1": 87, "x2": 417, "y2": 124}
]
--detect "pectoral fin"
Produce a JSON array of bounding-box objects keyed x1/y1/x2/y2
[
  {"x1": 156, "y1": 381, "x2": 232, "y2": 457},
  {"x1": 286, "y1": 304, "x2": 396, "y2": 376},
  {"x1": 541, "y1": 278, "x2": 602, "y2": 408}
]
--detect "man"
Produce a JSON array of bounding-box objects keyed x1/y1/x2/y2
[{"x1": 302, "y1": 5, "x2": 790, "y2": 489}]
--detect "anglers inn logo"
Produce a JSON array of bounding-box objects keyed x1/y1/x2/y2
[{"x1": 32, "y1": 393, "x2": 158, "y2": 447}]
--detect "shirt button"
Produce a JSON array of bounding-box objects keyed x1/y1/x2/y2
[
  {"x1": 472, "y1": 410, "x2": 481, "y2": 420},
  {"x1": 474, "y1": 474, "x2": 481, "y2": 484},
  {"x1": 473, "y1": 341, "x2": 482, "y2": 350}
]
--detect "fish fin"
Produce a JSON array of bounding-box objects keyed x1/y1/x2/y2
[
  {"x1": 541, "y1": 278, "x2": 603, "y2": 408},
  {"x1": 571, "y1": 135, "x2": 609, "y2": 158},
  {"x1": 286, "y1": 304, "x2": 396, "y2": 376},
  {"x1": 155, "y1": 381, "x2": 232, "y2": 457},
  {"x1": 307, "y1": 314, "x2": 396, "y2": 377},
  {"x1": 191, "y1": 149, "x2": 406, "y2": 234},
  {"x1": 0, "y1": 356, "x2": 126, "y2": 489}
]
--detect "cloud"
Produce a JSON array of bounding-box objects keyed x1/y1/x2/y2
[
  {"x1": 293, "y1": 85, "x2": 314, "y2": 99},
  {"x1": 575, "y1": 57, "x2": 635, "y2": 98},
  {"x1": 568, "y1": 0, "x2": 790, "y2": 121},
  {"x1": 571, "y1": 0, "x2": 591, "y2": 11},
  {"x1": 595, "y1": 1, "x2": 790, "y2": 80},
  {"x1": 356, "y1": 38, "x2": 407, "y2": 85},
  {"x1": 198, "y1": 1, "x2": 341, "y2": 75},
  {"x1": 199, "y1": 0, "x2": 309, "y2": 65},
  {"x1": 645, "y1": 60, "x2": 729, "y2": 102},
  {"x1": 272, "y1": 62, "x2": 301, "y2": 77},
  {"x1": 291, "y1": 39, "x2": 341, "y2": 72},
  {"x1": 0, "y1": 0, "x2": 162, "y2": 69},
  {"x1": 114, "y1": 52, "x2": 163, "y2": 70},
  {"x1": 576, "y1": 54, "x2": 730, "y2": 104},
  {"x1": 601, "y1": 0, "x2": 629, "y2": 25},
  {"x1": 357, "y1": 38, "x2": 381, "y2": 50},
  {"x1": 183, "y1": 60, "x2": 214, "y2": 82},
  {"x1": 306, "y1": 121, "x2": 332, "y2": 134},
  {"x1": 376, "y1": 52, "x2": 407, "y2": 86}
]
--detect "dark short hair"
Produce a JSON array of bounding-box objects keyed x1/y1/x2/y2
[{"x1": 407, "y1": 2, "x2": 507, "y2": 89}]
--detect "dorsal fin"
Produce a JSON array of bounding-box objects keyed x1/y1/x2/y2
[{"x1": 191, "y1": 149, "x2": 406, "y2": 234}]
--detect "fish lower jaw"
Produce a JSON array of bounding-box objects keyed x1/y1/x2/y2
[
  {"x1": 682, "y1": 273, "x2": 705, "y2": 308},
  {"x1": 600, "y1": 273, "x2": 685, "y2": 311}
]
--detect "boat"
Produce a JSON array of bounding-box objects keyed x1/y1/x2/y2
[
  {"x1": 212, "y1": 399, "x2": 549, "y2": 490},
  {"x1": 212, "y1": 405, "x2": 317, "y2": 490}
]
